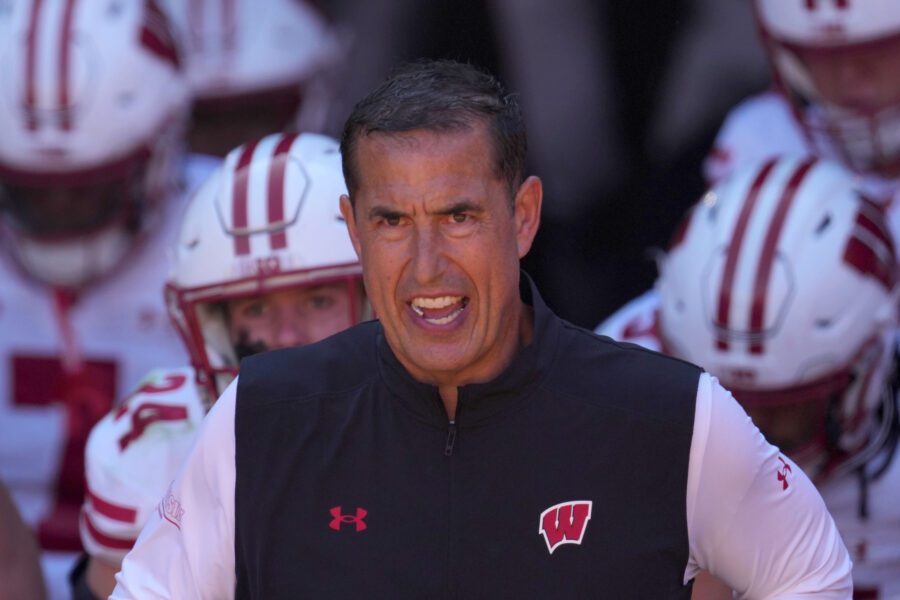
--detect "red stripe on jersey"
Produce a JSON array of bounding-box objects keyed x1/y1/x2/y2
[
  {"x1": 88, "y1": 488, "x2": 138, "y2": 524},
  {"x1": 748, "y1": 157, "x2": 816, "y2": 354},
  {"x1": 267, "y1": 134, "x2": 299, "y2": 251},
  {"x1": 232, "y1": 140, "x2": 259, "y2": 255},
  {"x1": 24, "y1": 0, "x2": 44, "y2": 130},
  {"x1": 58, "y1": 0, "x2": 77, "y2": 130},
  {"x1": 82, "y1": 512, "x2": 136, "y2": 551},
  {"x1": 714, "y1": 158, "x2": 778, "y2": 351}
]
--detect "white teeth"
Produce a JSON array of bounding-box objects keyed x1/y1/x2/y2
[
  {"x1": 411, "y1": 296, "x2": 462, "y2": 309},
  {"x1": 425, "y1": 305, "x2": 465, "y2": 325}
]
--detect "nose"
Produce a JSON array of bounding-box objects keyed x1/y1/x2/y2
[
  {"x1": 272, "y1": 312, "x2": 310, "y2": 349},
  {"x1": 410, "y1": 224, "x2": 447, "y2": 285}
]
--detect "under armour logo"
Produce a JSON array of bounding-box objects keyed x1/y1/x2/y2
[
  {"x1": 777, "y1": 457, "x2": 792, "y2": 491},
  {"x1": 329, "y1": 506, "x2": 367, "y2": 532},
  {"x1": 538, "y1": 500, "x2": 592, "y2": 554}
]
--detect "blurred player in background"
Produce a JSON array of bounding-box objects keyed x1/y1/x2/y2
[
  {"x1": 73, "y1": 132, "x2": 366, "y2": 599},
  {"x1": 598, "y1": 156, "x2": 900, "y2": 597},
  {"x1": 0, "y1": 480, "x2": 45, "y2": 600},
  {"x1": 0, "y1": 1, "x2": 218, "y2": 597},
  {"x1": 162, "y1": 0, "x2": 341, "y2": 157},
  {"x1": 706, "y1": 0, "x2": 900, "y2": 236}
]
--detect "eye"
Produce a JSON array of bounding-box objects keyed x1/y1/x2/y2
[
  {"x1": 450, "y1": 211, "x2": 469, "y2": 224},
  {"x1": 307, "y1": 294, "x2": 336, "y2": 310},
  {"x1": 383, "y1": 213, "x2": 402, "y2": 227},
  {"x1": 237, "y1": 300, "x2": 266, "y2": 318}
]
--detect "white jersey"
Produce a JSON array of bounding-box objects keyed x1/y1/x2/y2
[
  {"x1": 0, "y1": 154, "x2": 218, "y2": 600},
  {"x1": 705, "y1": 91, "x2": 900, "y2": 241},
  {"x1": 111, "y1": 374, "x2": 851, "y2": 599},
  {"x1": 820, "y1": 452, "x2": 900, "y2": 598},
  {"x1": 599, "y1": 290, "x2": 900, "y2": 596},
  {"x1": 80, "y1": 366, "x2": 206, "y2": 566},
  {"x1": 593, "y1": 289, "x2": 662, "y2": 352}
]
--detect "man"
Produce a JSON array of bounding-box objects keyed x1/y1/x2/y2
[
  {"x1": 599, "y1": 155, "x2": 900, "y2": 597},
  {"x1": 0, "y1": 1, "x2": 217, "y2": 596},
  {"x1": 73, "y1": 132, "x2": 366, "y2": 599},
  {"x1": 113, "y1": 60, "x2": 851, "y2": 598}
]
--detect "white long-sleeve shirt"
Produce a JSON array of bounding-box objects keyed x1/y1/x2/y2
[{"x1": 112, "y1": 373, "x2": 852, "y2": 599}]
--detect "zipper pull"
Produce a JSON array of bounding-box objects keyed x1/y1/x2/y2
[{"x1": 444, "y1": 421, "x2": 457, "y2": 456}]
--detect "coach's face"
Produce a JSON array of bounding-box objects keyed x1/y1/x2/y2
[{"x1": 340, "y1": 124, "x2": 541, "y2": 388}]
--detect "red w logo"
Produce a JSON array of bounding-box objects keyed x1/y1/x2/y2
[{"x1": 538, "y1": 501, "x2": 592, "y2": 554}]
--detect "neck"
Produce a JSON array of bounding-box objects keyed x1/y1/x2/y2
[
  {"x1": 436, "y1": 302, "x2": 535, "y2": 422},
  {"x1": 440, "y1": 386, "x2": 458, "y2": 420}
]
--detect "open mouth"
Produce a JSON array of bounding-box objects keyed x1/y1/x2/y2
[{"x1": 409, "y1": 295, "x2": 469, "y2": 326}]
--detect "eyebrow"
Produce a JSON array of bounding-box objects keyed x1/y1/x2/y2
[
  {"x1": 431, "y1": 200, "x2": 484, "y2": 216},
  {"x1": 367, "y1": 205, "x2": 407, "y2": 221},
  {"x1": 366, "y1": 200, "x2": 484, "y2": 221}
]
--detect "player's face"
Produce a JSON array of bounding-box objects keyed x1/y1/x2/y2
[
  {"x1": 797, "y1": 38, "x2": 900, "y2": 112},
  {"x1": 340, "y1": 124, "x2": 541, "y2": 388},
  {"x1": 225, "y1": 283, "x2": 355, "y2": 355}
]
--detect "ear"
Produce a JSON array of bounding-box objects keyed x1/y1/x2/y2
[
  {"x1": 513, "y1": 175, "x2": 542, "y2": 259},
  {"x1": 340, "y1": 194, "x2": 363, "y2": 260}
]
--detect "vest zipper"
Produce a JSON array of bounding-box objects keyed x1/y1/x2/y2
[{"x1": 444, "y1": 421, "x2": 457, "y2": 456}]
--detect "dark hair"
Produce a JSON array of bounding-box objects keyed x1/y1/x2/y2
[{"x1": 340, "y1": 59, "x2": 527, "y2": 203}]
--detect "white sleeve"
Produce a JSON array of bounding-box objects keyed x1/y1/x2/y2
[
  {"x1": 685, "y1": 373, "x2": 853, "y2": 599},
  {"x1": 110, "y1": 378, "x2": 237, "y2": 600}
]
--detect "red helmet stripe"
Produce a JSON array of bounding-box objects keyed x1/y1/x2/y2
[
  {"x1": 57, "y1": 0, "x2": 77, "y2": 130},
  {"x1": 844, "y1": 203, "x2": 897, "y2": 290},
  {"x1": 232, "y1": 140, "x2": 259, "y2": 256},
  {"x1": 24, "y1": 0, "x2": 44, "y2": 130},
  {"x1": 140, "y1": 0, "x2": 181, "y2": 68},
  {"x1": 714, "y1": 158, "x2": 778, "y2": 351},
  {"x1": 748, "y1": 157, "x2": 817, "y2": 354},
  {"x1": 267, "y1": 133, "x2": 300, "y2": 251}
]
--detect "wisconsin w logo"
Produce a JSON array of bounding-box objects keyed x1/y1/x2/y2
[{"x1": 538, "y1": 500, "x2": 592, "y2": 554}]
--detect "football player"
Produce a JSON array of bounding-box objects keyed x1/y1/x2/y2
[
  {"x1": 74, "y1": 132, "x2": 367, "y2": 599},
  {"x1": 161, "y1": 0, "x2": 342, "y2": 157},
  {"x1": 0, "y1": 1, "x2": 218, "y2": 596},
  {"x1": 598, "y1": 156, "x2": 900, "y2": 597},
  {"x1": 706, "y1": 0, "x2": 900, "y2": 236}
]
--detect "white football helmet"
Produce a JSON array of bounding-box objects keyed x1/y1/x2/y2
[
  {"x1": 755, "y1": 0, "x2": 900, "y2": 176},
  {"x1": 161, "y1": 0, "x2": 340, "y2": 156},
  {"x1": 658, "y1": 155, "x2": 898, "y2": 479},
  {"x1": 0, "y1": 0, "x2": 189, "y2": 288},
  {"x1": 165, "y1": 132, "x2": 364, "y2": 399}
]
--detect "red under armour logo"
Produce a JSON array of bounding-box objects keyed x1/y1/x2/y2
[
  {"x1": 777, "y1": 457, "x2": 792, "y2": 491},
  {"x1": 329, "y1": 506, "x2": 367, "y2": 532},
  {"x1": 538, "y1": 500, "x2": 592, "y2": 554}
]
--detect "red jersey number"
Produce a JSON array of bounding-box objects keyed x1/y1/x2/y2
[{"x1": 12, "y1": 355, "x2": 118, "y2": 552}]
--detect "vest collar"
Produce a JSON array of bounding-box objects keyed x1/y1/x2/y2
[{"x1": 376, "y1": 271, "x2": 560, "y2": 427}]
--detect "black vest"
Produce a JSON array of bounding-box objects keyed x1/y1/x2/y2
[{"x1": 234, "y1": 276, "x2": 701, "y2": 599}]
